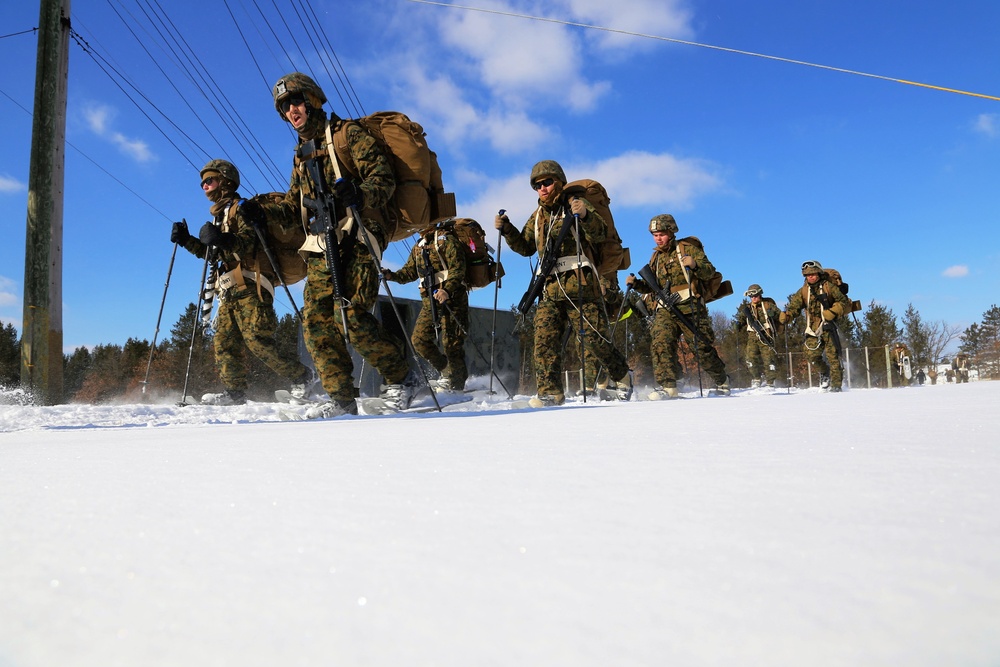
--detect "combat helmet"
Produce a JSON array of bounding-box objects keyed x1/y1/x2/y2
[
  {"x1": 529, "y1": 160, "x2": 567, "y2": 187},
  {"x1": 744, "y1": 284, "x2": 763, "y2": 298},
  {"x1": 272, "y1": 72, "x2": 327, "y2": 121},
  {"x1": 648, "y1": 214, "x2": 678, "y2": 234},
  {"x1": 200, "y1": 159, "x2": 240, "y2": 191},
  {"x1": 801, "y1": 260, "x2": 823, "y2": 276}
]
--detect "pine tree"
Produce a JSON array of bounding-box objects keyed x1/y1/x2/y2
[
  {"x1": 859, "y1": 302, "x2": 902, "y2": 387},
  {"x1": 0, "y1": 322, "x2": 19, "y2": 388},
  {"x1": 63, "y1": 347, "x2": 92, "y2": 400},
  {"x1": 902, "y1": 304, "x2": 930, "y2": 368},
  {"x1": 979, "y1": 305, "x2": 1000, "y2": 379}
]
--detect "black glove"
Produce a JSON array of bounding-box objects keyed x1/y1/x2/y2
[
  {"x1": 170, "y1": 221, "x2": 190, "y2": 245},
  {"x1": 240, "y1": 198, "x2": 266, "y2": 228},
  {"x1": 332, "y1": 178, "x2": 362, "y2": 209},
  {"x1": 199, "y1": 222, "x2": 236, "y2": 251}
]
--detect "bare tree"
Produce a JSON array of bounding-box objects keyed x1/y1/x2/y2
[{"x1": 925, "y1": 320, "x2": 963, "y2": 369}]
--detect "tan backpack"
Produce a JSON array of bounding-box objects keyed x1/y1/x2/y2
[
  {"x1": 563, "y1": 179, "x2": 630, "y2": 279},
  {"x1": 331, "y1": 112, "x2": 456, "y2": 242},
  {"x1": 676, "y1": 236, "x2": 732, "y2": 304},
  {"x1": 239, "y1": 193, "x2": 308, "y2": 287},
  {"x1": 434, "y1": 218, "x2": 505, "y2": 290}
]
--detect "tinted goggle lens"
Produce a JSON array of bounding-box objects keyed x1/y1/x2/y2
[{"x1": 279, "y1": 93, "x2": 306, "y2": 113}]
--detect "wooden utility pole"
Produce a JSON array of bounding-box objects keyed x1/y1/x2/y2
[{"x1": 22, "y1": 0, "x2": 70, "y2": 404}]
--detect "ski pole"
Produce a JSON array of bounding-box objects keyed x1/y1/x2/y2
[
  {"x1": 442, "y1": 301, "x2": 515, "y2": 399},
  {"x1": 142, "y1": 239, "x2": 178, "y2": 396},
  {"x1": 570, "y1": 204, "x2": 587, "y2": 403},
  {"x1": 489, "y1": 210, "x2": 504, "y2": 396},
  {"x1": 179, "y1": 248, "x2": 213, "y2": 406}
]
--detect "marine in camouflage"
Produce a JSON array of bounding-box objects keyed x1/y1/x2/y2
[
  {"x1": 738, "y1": 292, "x2": 782, "y2": 385},
  {"x1": 180, "y1": 163, "x2": 308, "y2": 392},
  {"x1": 500, "y1": 168, "x2": 628, "y2": 400},
  {"x1": 271, "y1": 73, "x2": 409, "y2": 401},
  {"x1": 630, "y1": 221, "x2": 728, "y2": 388},
  {"x1": 385, "y1": 229, "x2": 470, "y2": 390},
  {"x1": 784, "y1": 268, "x2": 852, "y2": 389}
]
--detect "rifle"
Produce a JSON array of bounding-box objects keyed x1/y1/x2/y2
[
  {"x1": 297, "y1": 139, "x2": 351, "y2": 337},
  {"x1": 419, "y1": 245, "x2": 442, "y2": 346},
  {"x1": 636, "y1": 263, "x2": 704, "y2": 396},
  {"x1": 742, "y1": 304, "x2": 777, "y2": 350},
  {"x1": 517, "y1": 200, "x2": 578, "y2": 315}
]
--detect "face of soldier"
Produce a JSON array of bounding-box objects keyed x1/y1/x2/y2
[
  {"x1": 201, "y1": 175, "x2": 220, "y2": 195},
  {"x1": 651, "y1": 231, "x2": 673, "y2": 247},
  {"x1": 751, "y1": 295, "x2": 762, "y2": 304},
  {"x1": 283, "y1": 97, "x2": 309, "y2": 130},
  {"x1": 805, "y1": 273, "x2": 820, "y2": 284}
]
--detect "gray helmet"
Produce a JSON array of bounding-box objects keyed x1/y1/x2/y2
[
  {"x1": 200, "y1": 159, "x2": 240, "y2": 191},
  {"x1": 744, "y1": 284, "x2": 763, "y2": 297},
  {"x1": 649, "y1": 214, "x2": 678, "y2": 234},
  {"x1": 272, "y1": 72, "x2": 327, "y2": 121},
  {"x1": 529, "y1": 160, "x2": 567, "y2": 187},
  {"x1": 801, "y1": 260, "x2": 823, "y2": 276}
]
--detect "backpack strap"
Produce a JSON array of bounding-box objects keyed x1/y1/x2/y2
[{"x1": 325, "y1": 119, "x2": 382, "y2": 264}]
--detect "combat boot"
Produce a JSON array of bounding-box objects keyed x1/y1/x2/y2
[
  {"x1": 428, "y1": 377, "x2": 453, "y2": 392},
  {"x1": 648, "y1": 386, "x2": 679, "y2": 400},
  {"x1": 201, "y1": 388, "x2": 246, "y2": 406},
  {"x1": 289, "y1": 368, "x2": 319, "y2": 401},
  {"x1": 527, "y1": 394, "x2": 565, "y2": 408},
  {"x1": 305, "y1": 398, "x2": 358, "y2": 419},
  {"x1": 609, "y1": 371, "x2": 634, "y2": 401},
  {"x1": 819, "y1": 374, "x2": 831, "y2": 390},
  {"x1": 713, "y1": 378, "x2": 731, "y2": 396},
  {"x1": 379, "y1": 370, "x2": 418, "y2": 411}
]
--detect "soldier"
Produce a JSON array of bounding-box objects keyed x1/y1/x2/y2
[
  {"x1": 264, "y1": 72, "x2": 414, "y2": 418},
  {"x1": 170, "y1": 159, "x2": 312, "y2": 405},
  {"x1": 737, "y1": 284, "x2": 781, "y2": 388},
  {"x1": 891, "y1": 342, "x2": 912, "y2": 384},
  {"x1": 953, "y1": 353, "x2": 970, "y2": 383},
  {"x1": 382, "y1": 226, "x2": 469, "y2": 392},
  {"x1": 780, "y1": 260, "x2": 852, "y2": 392},
  {"x1": 626, "y1": 214, "x2": 729, "y2": 399},
  {"x1": 495, "y1": 160, "x2": 632, "y2": 407}
]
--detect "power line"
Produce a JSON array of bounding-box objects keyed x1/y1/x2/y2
[{"x1": 405, "y1": 0, "x2": 1000, "y2": 103}]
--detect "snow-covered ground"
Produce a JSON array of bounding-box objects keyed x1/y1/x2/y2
[{"x1": 2, "y1": 381, "x2": 999, "y2": 667}]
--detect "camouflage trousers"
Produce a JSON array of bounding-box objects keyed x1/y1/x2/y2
[
  {"x1": 302, "y1": 251, "x2": 409, "y2": 403},
  {"x1": 802, "y1": 332, "x2": 843, "y2": 389},
  {"x1": 412, "y1": 291, "x2": 468, "y2": 390},
  {"x1": 745, "y1": 336, "x2": 778, "y2": 383},
  {"x1": 213, "y1": 285, "x2": 307, "y2": 391},
  {"x1": 534, "y1": 297, "x2": 628, "y2": 400},
  {"x1": 650, "y1": 301, "x2": 727, "y2": 388}
]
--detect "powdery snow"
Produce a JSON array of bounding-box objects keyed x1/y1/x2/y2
[{"x1": 2, "y1": 381, "x2": 999, "y2": 667}]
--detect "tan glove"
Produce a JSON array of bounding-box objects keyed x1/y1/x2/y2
[
  {"x1": 569, "y1": 197, "x2": 588, "y2": 219},
  {"x1": 779, "y1": 311, "x2": 789, "y2": 324},
  {"x1": 822, "y1": 309, "x2": 837, "y2": 321},
  {"x1": 494, "y1": 213, "x2": 510, "y2": 231},
  {"x1": 433, "y1": 288, "x2": 449, "y2": 304},
  {"x1": 680, "y1": 254, "x2": 696, "y2": 269}
]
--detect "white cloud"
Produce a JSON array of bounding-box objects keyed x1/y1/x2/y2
[
  {"x1": 973, "y1": 113, "x2": 998, "y2": 138},
  {"x1": 942, "y1": 265, "x2": 968, "y2": 278},
  {"x1": 558, "y1": 0, "x2": 695, "y2": 51},
  {"x1": 0, "y1": 174, "x2": 26, "y2": 194},
  {"x1": 0, "y1": 276, "x2": 17, "y2": 308},
  {"x1": 83, "y1": 103, "x2": 156, "y2": 163},
  {"x1": 458, "y1": 150, "x2": 723, "y2": 225}
]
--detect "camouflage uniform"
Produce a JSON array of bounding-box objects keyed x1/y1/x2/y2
[
  {"x1": 180, "y1": 195, "x2": 307, "y2": 392},
  {"x1": 784, "y1": 267, "x2": 852, "y2": 390},
  {"x1": 737, "y1": 293, "x2": 782, "y2": 385},
  {"x1": 953, "y1": 354, "x2": 970, "y2": 383},
  {"x1": 277, "y1": 111, "x2": 409, "y2": 404},
  {"x1": 385, "y1": 229, "x2": 469, "y2": 389},
  {"x1": 630, "y1": 236, "x2": 728, "y2": 390},
  {"x1": 501, "y1": 181, "x2": 628, "y2": 402}
]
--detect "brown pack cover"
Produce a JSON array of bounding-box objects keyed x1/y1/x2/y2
[
  {"x1": 436, "y1": 217, "x2": 505, "y2": 290},
  {"x1": 333, "y1": 111, "x2": 456, "y2": 242},
  {"x1": 243, "y1": 193, "x2": 308, "y2": 287},
  {"x1": 677, "y1": 236, "x2": 732, "y2": 304},
  {"x1": 563, "y1": 179, "x2": 630, "y2": 279}
]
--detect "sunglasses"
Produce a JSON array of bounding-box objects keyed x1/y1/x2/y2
[
  {"x1": 801, "y1": 260, "x2": 822, "y2": 271},
  {"x1": 201, "y1": 176, "x2": 217, "y2": 187},
  {"x1": 279, "y1": 92, "x2": 306, "y2": 114},
  {"x1": 532, "y1": 177, "x2": 555, "y2": 190}
]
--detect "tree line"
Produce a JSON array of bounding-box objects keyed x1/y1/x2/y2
[{"x1": 1, "y1": 299, "x2": 997, "y2": 404}]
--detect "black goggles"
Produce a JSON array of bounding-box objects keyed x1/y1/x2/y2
[{"x1": 279, "y1": 93, "x2": 306, "y2": 114}]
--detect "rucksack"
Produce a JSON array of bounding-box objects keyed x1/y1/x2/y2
[
  {"x1": 237, "y1": 193, "x2": 308, "y2": 287},
  {"x1": 563, "y1": 179, "x2": 630, "y2": 279},
  {"x1": 434, "y1": 218, "x2": 505, "y2": 290},
  {"x1": 331, "y1": 112, "x2": 456, "y2": 242},
  {"x1": 803, "y1": 267, "x2": 862, "y2": 313},
  {"x1": 676, "y1": 236, "x2": 733, "y2": 304}
]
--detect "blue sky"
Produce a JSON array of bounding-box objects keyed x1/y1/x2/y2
[{"x1": 1, "y1": 0, "x2": 998, "y2": 353}]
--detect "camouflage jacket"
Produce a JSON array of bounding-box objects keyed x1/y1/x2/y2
[
  {"x1": 502, "y1": 196, "x2": 605, "y2": 302},
  {"x1": 631, "y1": 238, "x2": 717, "y2": 312},
  {"x1": 388, "y1": 230, "x2": 467, "y2": 297},
  {"x1": 283, "y1": 116, "x2": 395, "y2": 252},
  {"x1": 785, "y1": 277, "x2": 851, "y2": 335},
  {"x1": 738, "y1": 297, "x2": 782, "y2": 334}
]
